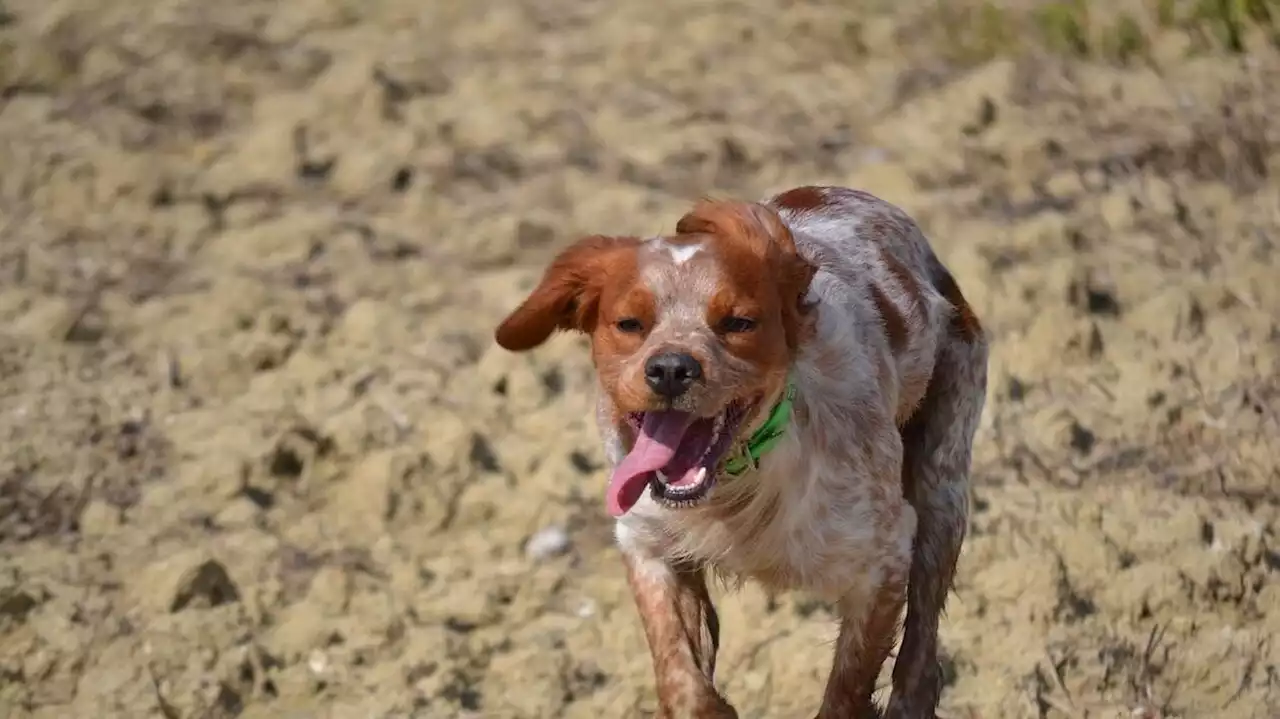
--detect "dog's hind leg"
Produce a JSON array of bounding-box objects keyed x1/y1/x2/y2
[{"x1": 886, "y1": 260, "x2": 989, "y2": 719}]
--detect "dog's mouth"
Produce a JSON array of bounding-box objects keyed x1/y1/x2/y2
[{"x1": 606, "y1": 401, "x2": 752, "y2": 517}]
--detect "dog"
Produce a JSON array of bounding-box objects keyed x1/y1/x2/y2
[{"x1": 494, "y1": 185, "x2": 989, "y2": 718}]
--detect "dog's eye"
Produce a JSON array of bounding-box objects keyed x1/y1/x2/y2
[
  {"x1": 616, "y1": 318, "x2": 644, "y2": 333},
  {"x1": 719, "y1": 316, "x2": 757, "y2": 333}
]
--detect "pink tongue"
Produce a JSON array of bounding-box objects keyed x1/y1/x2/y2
[{"x1": 607, "y1": 412, "x2": 693, "y2": 517}]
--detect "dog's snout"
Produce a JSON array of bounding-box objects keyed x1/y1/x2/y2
[{"x1": 644, "y1": 352, "x2": 702, "y2": 398}]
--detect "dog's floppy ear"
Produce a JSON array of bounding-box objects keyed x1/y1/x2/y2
[{"x1": 495, "y1": 235, "x2": 641, "y2": 352}]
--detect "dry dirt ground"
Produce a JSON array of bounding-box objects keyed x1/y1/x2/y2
[{"x1": 1, "y1": 1, "x2": 1278, "y2": 717}]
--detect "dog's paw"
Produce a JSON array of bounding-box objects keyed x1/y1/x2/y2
[
  {"x1": 882, "y1": 703, "x2": 938, "y2": 719},
  {"x1": 659, "y1": 695, "x2": 738, "y2": 719},
  {"x1": 701, "y1": 692, "x2": 738, "y2": 718}
]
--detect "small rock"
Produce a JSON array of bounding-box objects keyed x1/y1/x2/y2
[
  {"x1": 469, "y1": 433, "x2": 501, "y2": 474},
  {"x1": 525, "y1": 525, "x2": 571, "y2": 561},
  {"x1": 1087, "y1": 323, "x2": 1105, "y2": 358},
  {"x1": 0, "y1": 588, "x2": 41, "y2": 623},
  {"x1": 961, "y1": 96, "x2": 998, "y2": 136},
  {"x1": 1067, "y1": 273, "x2": 1121, "y2": 317},
  {"x1": 63, "y1": 304, "x2": 108, "y2": 344},
  {"x1": 307, "y1": 648, "x2": 329, "y2": 676},
  {"x1": 1006, "y1": 376, "x2": 1028, "y2": 402},
  {"x1": 1086, "y1": 288, "x2": 1121, "y2": 316},
  {"x1": 569, "y1": 450, "x2": 601, "y2": 474},
  {"x1": 719, "y1": 137, "x2": 751, "y2": 169},
  {"x1": 171, "y1": 559, "x2": 241, "y2": 612},
  {"x1": 1068, "y1": 421, "x2": 1096, "y2": 456},
  {"x1": 391, "y1": 166, "x2": 414, "y2": 192},
  {"x1": 444, "y1": 616, "x2": 480, "y2": 634},
  {"x1": 1186, "y1": 298, "x2": 1206, "y2": 337},
  {"x1": 514, "y1": 220, "x2": 555, "y2": 249}
]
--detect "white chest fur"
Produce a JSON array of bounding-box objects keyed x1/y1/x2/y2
[{"x1": 613, "y1": 406, "x2": 916, "y2": 602}]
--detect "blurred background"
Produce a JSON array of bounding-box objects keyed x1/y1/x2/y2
[{"x1": 0, "y1": 0, "x2": 1277, "y2": 717}]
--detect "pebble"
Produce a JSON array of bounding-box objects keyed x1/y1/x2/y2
[
  {"x1": 524, "y1": 525, "x2": 571, "y2": 560},
  {"x1": 308, "y1": 648, "x2": 329, "y2": 676}
]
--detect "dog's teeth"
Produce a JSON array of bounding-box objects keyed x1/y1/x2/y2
[
  {"x1": 693, "y1": 467, "x2": 707, "y2": 485},
  {"x1": 655, "y1": 470, "x2": 668, "y2": 482}
]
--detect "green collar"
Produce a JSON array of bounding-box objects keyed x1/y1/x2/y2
[{"x1": 721, "y1": 379, "x2": 797, "y2": 477}]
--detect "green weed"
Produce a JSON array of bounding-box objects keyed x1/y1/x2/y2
[{"x1": 904, "y1": 0, "x2": 1278, "y2": 69}]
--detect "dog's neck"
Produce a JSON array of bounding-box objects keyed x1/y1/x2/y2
[{"x1": 720, "y1": 377, "x2": 796, "y2": 478}]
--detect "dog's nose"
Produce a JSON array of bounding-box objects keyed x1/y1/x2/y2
[{"x1": 644, "y1": 352, "x2": 703, "y2": 398}]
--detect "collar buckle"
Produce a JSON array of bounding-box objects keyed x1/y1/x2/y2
[
  {"x1": 728, "y1": 440, "x2": 759, "y2": 476},
  {"x1": 720, "y1": 379, "x2": 795, "y2": 479}
]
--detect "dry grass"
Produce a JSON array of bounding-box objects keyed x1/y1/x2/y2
[{"x1": 888, "y1": 0, "x2": 1279, "y2": 67}]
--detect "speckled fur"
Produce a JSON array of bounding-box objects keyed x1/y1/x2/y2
[
  {"x1": 495, "y1": 185, "x2": 988, "y2": 719},
  {"x1": 609, "y1": 187, "x2": 988, "y2": 718}
]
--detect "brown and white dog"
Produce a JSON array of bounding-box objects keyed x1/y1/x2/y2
[{"x1": 494, "y1": 186, "x2": 988, "y2": 718}]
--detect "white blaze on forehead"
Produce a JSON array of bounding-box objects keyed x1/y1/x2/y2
[
  {"x1": 639, "y1": 239, "x2": 719, "y2": 333},
  {"x1": 667, "y1": 242, "x2": 702, "y2": 265},
  {"x1": 645, "y1": 237, "x2": 703, "y2": 266}
]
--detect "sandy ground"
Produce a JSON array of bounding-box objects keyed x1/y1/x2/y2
[{"x1": 1, "y1": 0, "x2": 1278, "y2": 717}]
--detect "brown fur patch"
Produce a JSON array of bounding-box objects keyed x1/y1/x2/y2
[
  {"x1": 590, "y1": 274, "x2": 660, "y2": 413},
  {"x1": 927, "y1": 254, "x2": 983, "y2": 342},
  {"x1": 869, "y1": 283, "x2": 909, "y2": 354},
  {"x1": 878, "y1": 246, "x2": 923, "y2": 312},
  {"x1": 495, "y1": 235, "x2": 644, "y2": 351},
  {"x1": 772, "y1": 185, "x2": 828, "y2": 213}
]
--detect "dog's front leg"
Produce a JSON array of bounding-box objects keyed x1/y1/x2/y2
[
  {"x1": 815, "y1": 497, "x2": 915, "y2": 719},
  {"x1": 624, "y1": 552, "x2": 736, "y2": 719},
  {"x1": 813, "y1": 571, "x2": 908, "y2": 719}
]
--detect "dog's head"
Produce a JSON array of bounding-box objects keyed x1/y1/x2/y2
[{"x1": 495, "y1": 199, "x2": 817, "y2": 516}]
